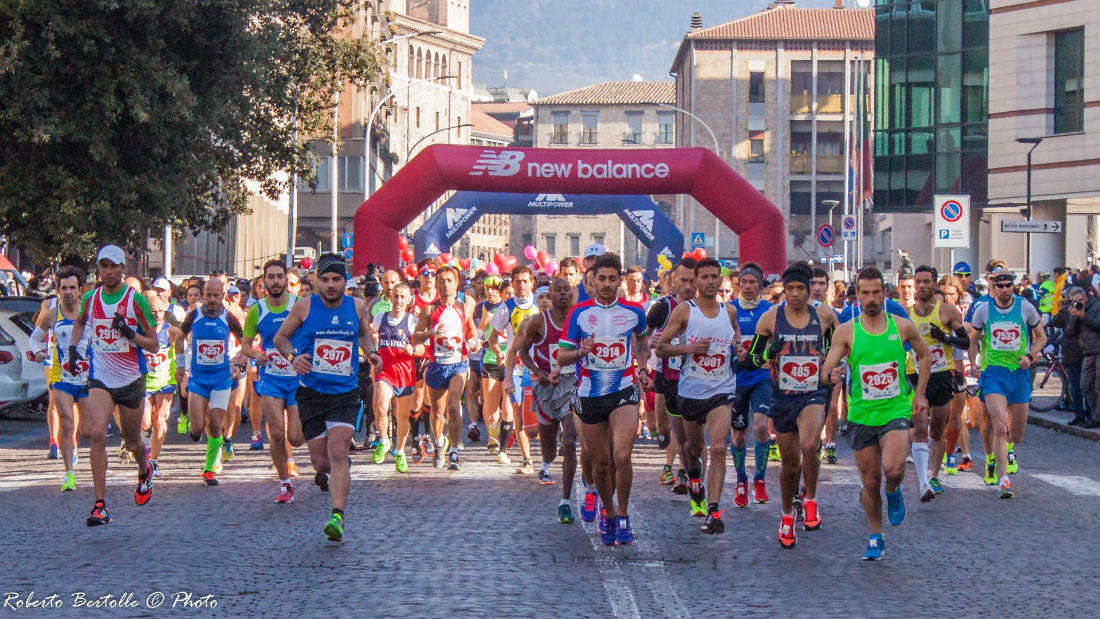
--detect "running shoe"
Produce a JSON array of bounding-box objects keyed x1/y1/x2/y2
[
  {"x1": 288, "y1": 460, "x2": 300, "y2": 477},
  {"x1": 48, "y1": 443, "x2": 59, "y2": 459},
  {"x1": 690, "y1": 498, "x2": 707, "y2": 518},
  {"x1": 314, "y1": 472, "x2": 329, "y2": 492},
  {"x1": 558, "y1": 503, "x2": 574, "y2": 524},
  {"x1": 689, "y1": 477, "x2": 705, "y2": 504},
  {"x1": 920, "y1": 485, "x2": 936, "y2": 503},
  {"x1": 538, "y1": 470, "x2": 554, "y2": 485},
  {"x1": 957, "y1": 455, "x2": 973, "y2": 471},
  {"x1": 754, "y1": 478, "x2": 769, "y2": 503},
  {"x1": 640, "y1": 424, "x2": 652, "y2": 440},
  {"x1": 803, "y1": 499, "x2": 821, "y2": 530},
  {"x1": 999, "y1": 479, "x2": 1014, "y2": 499},
  {"x1": 944, "y1": 454, "x2": 959, "y2": 475},
  {"x1": 250, "y1": 433, "x2": 263, "y2": 451},
  {"x1": 466, "y1": 423, "x2": 481, "y2": 443},
  {"x1": 222, "y1": 439, "x2": 234, "y2": 462},
  {"x1": 86, "y1": 501, "x2": 111, "y2": 527},
  {"x1": 580, "y1": 490, "x2": 599, "y2": 522},
  {"x1": 658, "y1": 465, "x2": 675, "y2": 485},
  {"x1": 324, "y1": 512, "x2": 344, "y2": 542},
  {"x1": 768, "y1": 440, "x2": 780, "y2": 462},
  {"x1": 118, "y1": 444, "x2": 132, "y2": 464},
  {"x1": 60, "y1": 471, "x2": 76, "y2": 492},
  {"x1": 275, "y1": 483, "x2": 294, "y2": 504},
  {"x1": 433, "y1": 448, "x2": 444, "y2": 469},
  {"x1": 701, "y1": 509, "x2": 725, "y2": 534},
  {"x1": 212, "y1": 456, "x2": 223, "y2": 475},
  {"x1": 984, "y1": 461, "x2": 997, "y2": 485},
  {"x1": 150, "y1": 460, "x2": 160, "y2": 478},
  {"x1": 672, "y1": 469, "x2": 688, "y2": 495},
  {"x1": 497, "y1": 451, "x2": 512, "y2": 465},
  {"x1": 657, "y1": 432, "x2": 670, "y2": 450},
  {"x1": 598, "y1": 508, "x2": 608, "y2": 534},
  {"x1": 862, "y1": 534, "x2": 884, "y2": 561},
  {"x1": 734, "y1": 481, "x2": 749, "y2": 508},
  {"x1": 177, "y1": 414, "x2": 188, "y2": 435},
  {"x1": 71, "y1": 450, "x2": 78, "y2": 470},
  {"x1": 486, "y1": 437, "x2": 500, "y2": 454},
  {"x1": 1007, "y1": 451, "x2": 1018, "y2": 474},
  {"x1": 615, "y1": 517, "x2": 634, "y2": 545},
  {"x1": 516, "y1": 460, "x2": 534, "y2": 475},
  {"x1": 394, "y1": 452, "x2": 409, "y2": 474},
  {"x1": 778, "y1": 514, "x2": 796, "y2": 548},
  {"x1": 372, "y1": 441, "x2": 389, "y2": 465},
  {"x1": 929, "y1": 477, "x2": 944, "y2": 494},
  {"x1": 600, "y1": 515, "x2": 617, "y2": 546},
  {"x1": 906, "y1": 454, "x2": 914, "y2": 464},
  {"x1": 448, "y1": 450, "x2": 461, "y2": 471},
  {"x1": 825, "y1": 444, "x2": 838, "y2": 464},
  {"x1": 202, "y1": 471, "x2": 219, "y2": 486},
  {"x1": 885, "y1": 488, "x2": 905, "y2": 526},
  {"x1": 134, "y1": 461, "x2": 153, "y2": 505}
]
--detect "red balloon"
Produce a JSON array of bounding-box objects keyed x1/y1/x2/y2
[
  {"x1": 692, "y1": 248, "x2": 707, "y2": 260},
  {"x1": 500, "y1": 255, "x2": 518, "y2": 273},
  {"x1": 300, "y1": 257, "x2": 313, "y2": 270},
  {"x1": 400, "y1": 247, "x2": 414, "y2": 263},
  {"x1": 404, "y1": 263, "x2": 418, "y2": 279},
  {"x1": 682, "y1": 252, "x2": 693, "y2": 260},
  {"x1": 536, "y1": 250, "x2": 550, "y2": 266},
  {"x1": 440, "y1": 252, "x2": 453, "y2": 264},
  {"x1": 493, "y1": 253, "x2": 506, "y2": 269},
  {"x1": 397, "y1": 236, "x2": 408, "y2": 250},
  {"x1": 459, "y1": 258, "x2": 471, "y2": 270}
]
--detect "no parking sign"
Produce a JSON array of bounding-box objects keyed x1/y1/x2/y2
[
  {"x1": 817, "y1": 224, "x2": 834, "y2": 248},
  {"x1": 934, "y1": 195, "x2": 969, "y2": 248}
]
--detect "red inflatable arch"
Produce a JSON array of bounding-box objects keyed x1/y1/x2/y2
[{"x1": 353, "y1": 145, "x2": 786, "y2": 275}]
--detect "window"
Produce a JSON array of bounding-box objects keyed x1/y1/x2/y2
[
  {"x1": 551, "y1": 111, "x2": 569, "y2": 144},
  {"x1": 339, "y1": 156, "x2": 363, "y2": 192},
  {"x1": 415, "y1": 107, "x2": 421, "y2": 128},
  {"x1": 408, "y1": 46, "x2": 414, "y2": 78},
  {"x1": 624, "y1": 111, "x2": 643, "y2": 144},
  {"x1": 749, "y1": 71, "x2": 765, "y2": 103},
  {"x1": 416, "y1": 48, "x2": 423, "y2": 79},
  {"x1": 1054, "y1": 28, "x2": 1084, "y2": 134},
  {"x1": 311, "y1": 157, "x2": 330, "y2": 192},
  {"x1": 568, "y1": 234, "x2": 581, "y2": 256},
  {"x1": 749, "y1": 130, "x2": 765, "y2": 163},
  {"x1": 591, "y1": 234, "x2": 605, "y2": 249},
  {"x1": 457, "y1": 61, "x2": 462, "y2": 88},
  {"x1": 657, "y1": 111, "x2": 675, "y2": 144},
  {"x1": 456, "y1": 116, "x2": 461, "y2": 138},
  {"x1": 435, "y1": 111, "x2": 440, "y2": 131},
  {"x1": 522, "y1": 233, "x2": 533, "y2": 248},
  {"x1": 581, "y1": 111, "x2": 598, "y2": 144},
  {"x1": 543, "y1": 234, "x2": 556, "y2": 256}
]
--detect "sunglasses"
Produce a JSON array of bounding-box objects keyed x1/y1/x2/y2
[
  {"x1": 420, "y1": 269, "x2": 436, "y2": 277},
  {"x1": 994, "y1": 283, "x2": 1014, "y2": 289},
  {"x1": 953, "y1": 272, "x2": 970, "y2": 277}
]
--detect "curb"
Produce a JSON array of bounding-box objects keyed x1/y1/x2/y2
[{"x1": 1027, "y1": 413, "x2": 1100, "y2": 442}]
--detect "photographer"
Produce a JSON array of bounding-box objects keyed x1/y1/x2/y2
[
  {"x1": 1051, "y1": 287, "x2": 1089, "y2": 426},
  {"x1": 1069, "y1": 286, "x2": 1100, "y2": 428}
]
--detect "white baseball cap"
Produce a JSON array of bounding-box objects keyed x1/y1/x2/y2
[
  {"x1": 96, "y1": 245, "x2": 126, "y2": 265},
  {"x1": 153, "y1": 277, "x2": 171, "y2": 291},
  {"x1": 583, "y1": 243, "x2": 608, "y2": 259}
]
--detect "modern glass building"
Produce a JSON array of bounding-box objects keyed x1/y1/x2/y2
[{"x1": 873, "y1": 0, "x2": 988, "y2": 212}]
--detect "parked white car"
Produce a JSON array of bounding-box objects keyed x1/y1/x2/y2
[{"x1": 0, "y1": 297, "x2": 50, "y2": 410}]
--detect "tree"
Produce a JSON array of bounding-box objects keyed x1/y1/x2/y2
[{"x1": 0, "y1": 0, "x2": 382, "y2": 264}]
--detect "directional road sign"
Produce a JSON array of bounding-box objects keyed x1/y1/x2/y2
[{"x1": 1000, "y1": 220, "x2": 1063, "y2": 234}]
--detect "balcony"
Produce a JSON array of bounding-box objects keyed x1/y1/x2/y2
[
  {"x1": 579, "y1": 129, "x2": 598, "y2": 145},
  {"x1": 790, "y1": 153, "x2": 845, "y2": 174},
  {"x1": 789, "y1": 93, "x2": 856, "y2": 115}
]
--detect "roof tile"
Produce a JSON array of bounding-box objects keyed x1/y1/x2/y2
[
  {"x1": 688, "y1": 7, "x2": 873, "y2": 41},
  {"x1": 535, "y1": 81, "x2": 675, "y2": 106}
]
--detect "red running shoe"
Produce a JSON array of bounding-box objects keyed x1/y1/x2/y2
[
  {"x1": 734, "y1": 481, "x2": 749, "y2": 508},
  {"x1": 753, "y1": 478, "x2": 769, "y2": 504},
  {"x1": 275, "y1": 482, "x2": 294, "y2": 504},
  {"x1": 803, "y1": 498, "x2": 822, "y2": 530},
  {"x1": 778, "y1": 514, "x2": 796, "y2": 548}
]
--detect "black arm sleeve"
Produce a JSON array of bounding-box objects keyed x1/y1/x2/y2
[
  {"x1": 179, "y1": 311, "x2": 194, "y2": 337},
  {"x1": 943, "y1": 327, "x2": 970, "y2": 350},
  {"x1": 822, "y1": 324, "x2": 835, "y2": 357},
  {"x1": 227, "y1": 313, "x2": 245, "y2": 341},
  {"x1": 741, "y1": 333, "x2": 771, "y2": 370},
  {"x1": 646, "y1": 299, "x2": 669, "y2": 331}
]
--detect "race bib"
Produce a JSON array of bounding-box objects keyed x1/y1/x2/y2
[
  {"x1": 264, "y1": 349, "x2": 296, "y2": 377},
  {"x1": 667, "y1": 337, "x2": 682, "y2": 370},
  {"x1": 312, "y1": 338, "x2": 353, "y2": 376},
  {"x1": 927, "y1": 344, "x2": 949, "y2": 373},
  {"x1": 60, "y1": 357, "x2": 89, "y2": 384},
  {"x1": 433, "y1": 333, "x2": 464, "y2": 364},
  {"x1": 683, "y1": 343, "x2": 730, "y2": 381},
  {"x1": 195, "y1": 339, "x2": 226, "y2": 366},
  {"x1": 859, "y1": 361, "x2": 901, "y2": 400},
  {"x1": 550, "y1": 349, "x2": 575, "y2": 376},
  {"x1": 144, "y1": 349, "x2": 170, "y2": 371},
  {"x1": 779, "y1": 355, "x2": 819, "y2": 391},
  {"x1": 740, "y1": 335, "x2": 753, "y2": 353},
  {"x1": 990, "y1": 321, "x2": 1022, "y2": 352},
  {"x1": 92, "y1": 319, "x2": 130, "y2": 354},
  {"x1": 587, "y1": 336, "x2": 629, "y2": 371}
]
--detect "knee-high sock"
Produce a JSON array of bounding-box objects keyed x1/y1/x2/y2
[
  {"x1": 912, "y1": 441, "x2": 930, "y2": 488},
  {"x1": 499, "y1": 422, "x2": 514, "y2": 452},
  {"x1": 754, "y1": 440, "x2": 769, "y2": 481},
  {"x1": 731, "y1": 444, "x2": 748, "y2": 482},
  {"x1": 204, "y1": 436, "x2": 223, "y2": 473}
]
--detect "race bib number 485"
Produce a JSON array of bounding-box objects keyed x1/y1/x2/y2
[
  {"x1": 859, "y1": 361, "x2": 901, "y2": 401},
  {"x1": 779, "y1": 355, "x2": 819, "y2": 391},
  {"x1": 313, "y1": 339, "x2": 353, "y2": 376}
]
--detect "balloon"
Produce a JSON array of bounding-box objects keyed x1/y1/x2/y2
[
  {"x1": 500, "y1": 255, "x2": 518, "y2": 273},
  {"x1": 470, "y1": 257, "x2": 480, "y2": 270},
  {"x1": 523, "y1": 245, "x2": 538, "y2": 261},
  {"x1": 682, "y1": 252, "x2": 693, "y2": 260},
  {"x1": 440, "y1": 252, "x2": 453, "y2": 264},
  {"x1": 459, "y1": 258, "x2": 471, "y2": 270},
  {"x1": 404, "y1": 263, "x2": 418, "y2": 279},
  {"x1": 400, "y1": 247, "x2": 414, "y2": 263},
  {"x1": 692, "y1": 248, "x2": 707, "y2": 260},
  {"x1": 397, "y1": 237, "x2": 408, "y2": 250},
  {"x1": 485, "y1": 263, "x2": 500, "y2": 276},
  {"x1": 544, "y1": 260, "x2": 559, "y2": 275},
  {"x1": 299, "y1": 257, "x2": 313, "y2": 270},
  {"x1": 493, "y1": 254, "x2": 505, "y2": 269},
  {"x1": 536, "y1": 250, "x2": 549, "y2": 266}
]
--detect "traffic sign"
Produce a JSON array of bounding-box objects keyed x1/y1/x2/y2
[
  {"x1": 1000, "y1": 220, "x2": 1063, "y2": 234},
  {"x1": 342, "y1": 247, "x2": 353, "y2": 261},
  {"x1": 841, "y1": 216, "x2": 857, "y2": 240},
  {"x1": 933, "y1": 194, "x2": 970, "y2": 248},
  {"x1": 690, "y1": 232, "x2": 706, "y2": 249},
  {"x1": 817, "y1": 224, "x2": 834, "y2": 248},
  {"x1": 341, "y1": 233, "x2": 353, "y2": 249}
]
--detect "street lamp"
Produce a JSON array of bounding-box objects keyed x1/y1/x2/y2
[
  {"x1": 656, "y1": 103, "x2": 721, "y2": 254},
  {"x1": 1016, "y1": 136, "x2": 1043, "y2": 274}
]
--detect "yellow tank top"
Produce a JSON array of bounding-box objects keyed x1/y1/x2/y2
[{"x1": 906, "y1": 300, "x2": 952, "y2": 375}]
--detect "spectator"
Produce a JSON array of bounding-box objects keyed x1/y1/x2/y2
[
  {"x1": 1038, "y1": 269, "x2": 1060, "y2": 317},
  {"x1": 1072, "y1": 286, "x2": 1100, "y2": 428},
  {"x1": 1051, "y1": 287, "x2": 1088, "y2": 425}
]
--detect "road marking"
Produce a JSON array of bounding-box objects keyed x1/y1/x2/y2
[
  {"x1": 1029, "y1": 474, "x2": 1100, "y2": 496},
  {"x1": 941, "y1": 472, "x2": 991, "y2": 490}
]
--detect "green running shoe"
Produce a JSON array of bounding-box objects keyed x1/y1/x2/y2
[
  {"x1": 768, "y1": 441, "x2": 780, "y2": 462},
  {"x1": 944, "y1": 453, "x2": 958, "y2": 475},
  {"x1": 372, "y1": 441, "x2": 389, "y2": 465},
  {"x1": 177, "y1": 414, "x2": 188, "y2": 435},
  {"x1": 929, "y1": 477, "x2": 944, "y2": 494},
  {"x1": 984, "y1": 462, "x2": 997, "y2": 485},
  {"x1": 558, "y1": 503, "x2": 574, "y2": 524},
  {"x1": 690, "y1": 498, "x2": 707, "y2": 517},
  {"x1": 1006, "y1": 452, "x2": 1018, "y2": 474},
  {"x1": 60, "y1": 471, "x2": 76, "y2": 492},
  {"x1": 222, "y1": 439, "x2": 234, "y2": 462},
  {"x1": 324, "y1": 513, "x2": 344, "y2": 542},
  {"x1": 394, "y1": 451, "x2": 409, "y2": 473}
]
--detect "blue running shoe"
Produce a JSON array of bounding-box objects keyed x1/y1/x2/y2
[
  {"x1": 580, "y1": 490, "x2": 598, "y2": 523},
  {"x1": 598, "y1": 508, "x2": 607, "y2": 534},
  {"x1": 47, "y1": 443, "x2": 60, "y2": 460},
  {"x1": 863, "y1": 534, "x2": 885, "y2": 561},
  {"x1": 886, "y1": 487, "x2": 905, "y2": 526},
  {"x1": 615, "y1": 517, "x2": 634, "y2": 545},
  {"x1": 944, "y1": 453, "x2": 958, "y2": 475},
  {"x1": 600, "y1": 516, "x2": 618, "y2": 546}
]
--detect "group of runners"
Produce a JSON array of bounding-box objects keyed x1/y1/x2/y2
[{"x1": 33, "y1": 243, "x2": 1045, "y2": 559}]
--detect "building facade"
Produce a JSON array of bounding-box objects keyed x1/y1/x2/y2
[
  {"x1": 986, "y1": 0, "x2": 1098, "y2": 271},
  {"x1": 517, "y1": 81, "x2": 677, "y2": 267},
  {"x1": 671, "y1": 2, "x2": 874, "y2": 271}
]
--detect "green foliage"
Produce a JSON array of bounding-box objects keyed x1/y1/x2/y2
[{"x1": 0, "y1": 0, "x2": 382, "y2": 263}]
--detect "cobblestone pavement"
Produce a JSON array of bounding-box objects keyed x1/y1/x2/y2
[{"x1": 0, "y1": 417, "x2": 1096, "y2": 618}]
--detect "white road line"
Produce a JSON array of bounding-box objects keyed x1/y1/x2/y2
[
  {"x1": 576, "y1": 486, "x2": 641, "y2": 619},
  {"x1": 941, "y1": 472, "x2": 992, "y2": 490},
  {"x1": 1029, "y1": 474, "x2": 1100, "y2": 496}
]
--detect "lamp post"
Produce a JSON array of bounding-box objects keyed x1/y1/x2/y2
[
  {"x1": 1016, "y1": 137, "x2": 1043, "y2": 275},
  {"x1": 656, "y1": 103, "x2": 720, "y2": 255}
]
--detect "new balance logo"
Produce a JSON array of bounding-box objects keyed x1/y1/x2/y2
[{"x1": 469, "y1": 150, "x2": 524, "y2": 176}]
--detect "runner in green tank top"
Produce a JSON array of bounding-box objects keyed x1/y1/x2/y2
[
  {"x1": 824, "y1": 266, "x2": 930, "y2": 561},
  {"x1": 142, "y1": 291, "x2": 183, "y2": 479}
]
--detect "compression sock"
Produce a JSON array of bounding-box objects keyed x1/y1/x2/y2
[
  {"x1": 499, "y1": 422, "x2": 514, "y2": 451},
  {"x1": 1006, "y1": 441, "x2": 1015, "y2": 454},
  {"x1": 541, "y1": 461, "x2": 551, "y2": 475},
  {"x1": 688, "y1": 461, "x2": 704, "y2": 502},
  {"x1": 204, "y1": 436, "x2": 224, "y2": 472},
  {"x1": 731, "y1": 444, "x2": 748, "y2": 483},
  {"x1": 911, "y1": 442, "x2": 930, "y2": 488},
  {"x1": 754, "y1": 440, "x2": 769, "y2": 480}
]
